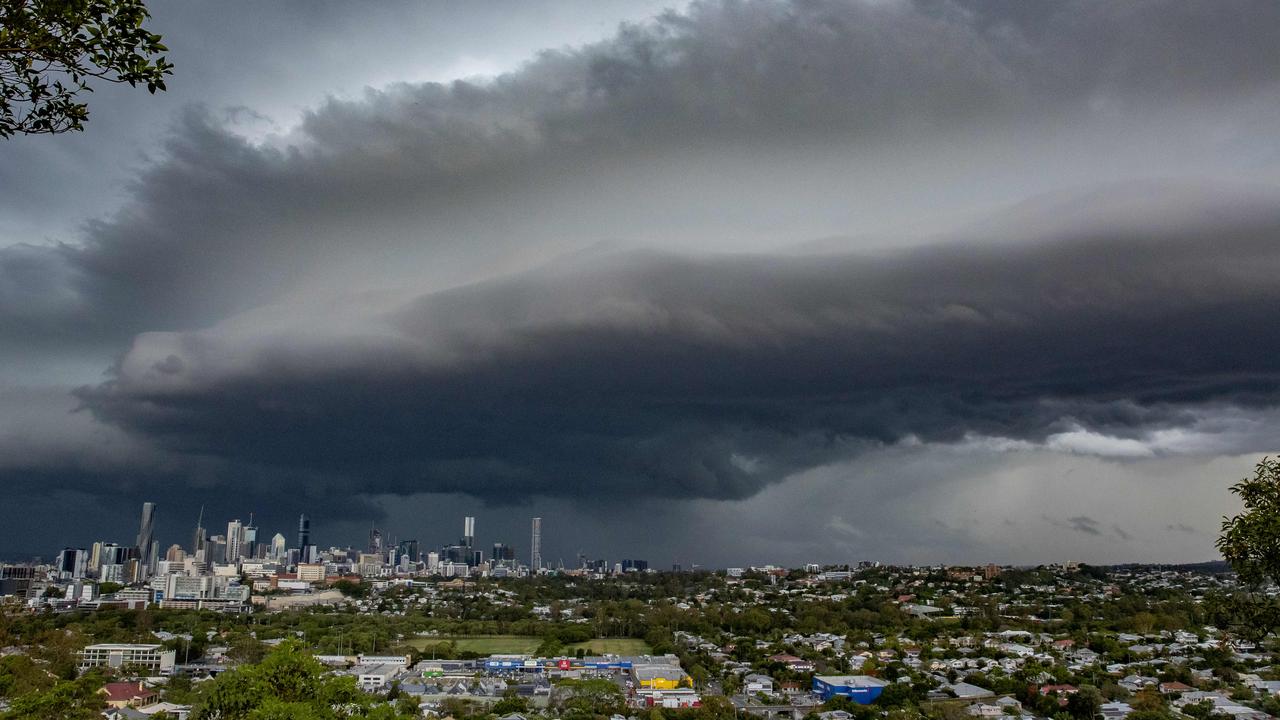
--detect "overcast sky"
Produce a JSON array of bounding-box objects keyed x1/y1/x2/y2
[{"x1": 2, "y1": 0, "x2": 1279, "y2": 567}]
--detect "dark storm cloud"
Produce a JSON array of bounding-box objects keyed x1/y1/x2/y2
[
  {"x1": 4, "y1": 0, "x2": 1280, "y2": 553},
  {"x1": 74, "y1": 211, "x2": 1280, "y2": 503},
  {"x1": 1053, "y1": 516, "x2": 1101, "y2": 536},
  {"x1": 3, "y1": 0, "x2": 1279, "y2": 351}
]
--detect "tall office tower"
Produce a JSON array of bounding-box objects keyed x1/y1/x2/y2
[
  {"x1": 165, "y1": 544, "x2": 186, "y2": 562},
  {"x1": 492, "y1": 543, "x2": 515, "y2": 564},
  {"x1": 463, "y1": 516, "x2": 475, "y2": 548},
  {"x1": 135, "y1": 502, "x2": 157, "y2": 574},
  {"x1": 270, "y1": 533, "x2": 286, "y2": 560},
  {"x1": 192, "y1": 506, "x2": 206, "y2": 560},
  {"x1": 242, "y1": 521, "x2": 258, "y2": 559},
  {"x1": 226, "y1": 519, "x2": 243, "y2": 562},
  {"x1": 125, "y1": 557, "x2": 141, "y2": 584},
  {"x1": 396, "y1": 539, "x2": 419, "y2": 565},
  {"x1": 369, "y1": 525, "x2": 383, "y2": 554},
  {"x1": 443, "y1": 544, "x2": 467, "y2": 564},
  {"x1": 88, "y1": 541, "x2": 104, "y2": 574},
  {"x1": 208, "y1": 535, "x2": 227, "y2": 564},
  {"x1": 99, "y1": 542, "x2": 125, "y2": 566},
  {"x1": 56, "y1": 548, "x2": 87, "y2": 580},
  {"x1": 530, "y1": 517, "x2": 542, "y2": 572},
  {"x1": 297, "y1": 514, "x2": 311, "y2": 552}
]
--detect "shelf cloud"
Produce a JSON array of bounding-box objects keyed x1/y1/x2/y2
[{"x1": 2, "y1": 0, "x2": 1280, "y2": 560}]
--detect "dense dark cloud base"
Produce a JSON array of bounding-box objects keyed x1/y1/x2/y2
[
  {"x1": 77, "y1": 219, "x2": 1280, "y2": 504},
  {"x1": 3, "y1": 0, "x2": 1280, "y2": 556}
]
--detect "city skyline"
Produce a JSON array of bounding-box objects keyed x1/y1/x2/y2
[
  {"x1": 4, "y1": 0, "x2": 1280, "y2": 566},
  {"x1": 26, "y1": 498, "x2": 1234, "y2": 577},
  {"x1": 33, "y1": 500, "x2": 673, "y2": 580}
]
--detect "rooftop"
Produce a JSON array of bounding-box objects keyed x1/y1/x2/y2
[{"x1": 815, "y1": 676, "x2": 890, "y2": 688}]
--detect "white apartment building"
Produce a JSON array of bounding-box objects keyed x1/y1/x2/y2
[{"x1": 78, "y1": 643, "x2": 176, "y2": 674}]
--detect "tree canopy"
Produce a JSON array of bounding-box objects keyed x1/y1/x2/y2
[
  {"x1": 0, "y1": 669, "x2": 105, "y2": 720},
  {"x1": 0, "y1": 0, "x2": 172, "y2": 137},
  {"x1": 1215, "y1": 456, "x2": 1280, "y2": 638},
  {"x1": 192, "y1": 640, "x2": 415, "y2": 720}
]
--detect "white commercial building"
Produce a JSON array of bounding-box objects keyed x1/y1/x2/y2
[
  {"x1": 351, "y1": 663, "x2": 399, "y2": 691},
  {"x1": 78, "y1": 643, "x2": 176, "y2": 674}
]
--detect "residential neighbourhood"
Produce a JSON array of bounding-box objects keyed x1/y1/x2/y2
[{"x1": 2, "y1": 560, "x2": 1277, "y2": 720}]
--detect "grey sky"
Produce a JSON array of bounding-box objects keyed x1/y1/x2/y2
[{"x1": 1, "y1": 0, "x2": 1277, "y2": 565}]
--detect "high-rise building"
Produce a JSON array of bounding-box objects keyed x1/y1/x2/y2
[
  {"x1": 135, "y1": 502, "x2": 157, "y2": 575},
  {"x1": 56, "y1": 548, "x2": 87, "y2": 580},
  {"x1": 443, "y1": 544, "x2": 468, "y2": 564},
  {"x1": 463, "y1": 516, "x2": 475, "y2": 548},
  {"x1": 165, "y1": 544, "x2": 186, "y2": 562},
  {"x1": 242, "y1": 523, "x2": 258, "y2": 559},
  {"x1": 297, "y1": 514, "x2": 311, "y2": 552},
  {"x1": 192, "y1": 506, "x2": 206, "y2": 560},
  {"x1": 357, "y1": 553, "x2": 383, "y2": 577},
  {"x1": 98, "y1": 542, "x2": 127, "y2": 567},
  {"x1": 270, "y1": 533, "x2": 286, "y2": 560},
  {"x1": 226, "y1": 519, "x2": 243, "y2": 562},
  {"x1": 369, "y1": 525, "x2": 383, "y2": 555},
  {"x1": 88, "y1": 541, "x2": 103, "y2": 574},
  {"x1": 530, "y1": 517, "x2": 541, "y2": 572},
  {"x1": 99, "y1": 564, "x2": 124, "y2": 583},
  {"x1": 492, "y1": 543, "x2": 515, "y2": 568},
  {"x1": 208, "y1": 535, "x2": 227, "y2": 564},
  {"x1": 396, "y1": 539, "x2": 419, "y2": 565}
]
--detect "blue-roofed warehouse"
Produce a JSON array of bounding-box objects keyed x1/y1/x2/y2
[{"x1": 812, "y1": 675, "x2": 889, "y2": 703}]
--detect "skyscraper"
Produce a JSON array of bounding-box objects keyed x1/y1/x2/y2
[
  {"x1": 56, "y1": 548, "x2": 87, "y2": 580},
  {"x1": 242, "y1": 519, "x2": 258, "y2": 559},
  {"x1": 226, "y1": 519, "x2": 243, "y2": 562},
  {"x1": 89, "y1": 541, "x2": 104, "y2": 574},
  {"x1": 270, "y1": 533, "x2": 286, "y2": 560},
  {"x1": 192, "y1": 505, "x2": 206, "y2": 560},
  {"x1": 208, "y1": 535, "x2": 227, "y2": 564},
  {"x1": 135, "y1": 502, "x2": 157, "y2": 575},
  {"x1": 396, "y1": 539, "x2": 419, "y2": 565},
  {"x1": 99, "y1": 542, "x2": 126, "y2": 566},
  {"x1": 369, "y1": 525, "x2": 383, "y2": 555},
  {"x1": 530, "y1": 517, "x2": 541, "y2": 572},
  {"x1": 492, "y1": 542, "x2": 515, "y2": 565},
  {"x1": 297, "y1": 514, "x2": 311, "y2": 553},
  {"x1": 463, "y1": 516, "x2": 475, "y2": 548}
]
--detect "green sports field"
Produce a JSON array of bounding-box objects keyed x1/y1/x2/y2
[
  {"x1": 566, "y1": 638, "x2": 652, "y2": 655},
  {"x1": 406, "y1": 635, "x2": 652, "y2": 656}
]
